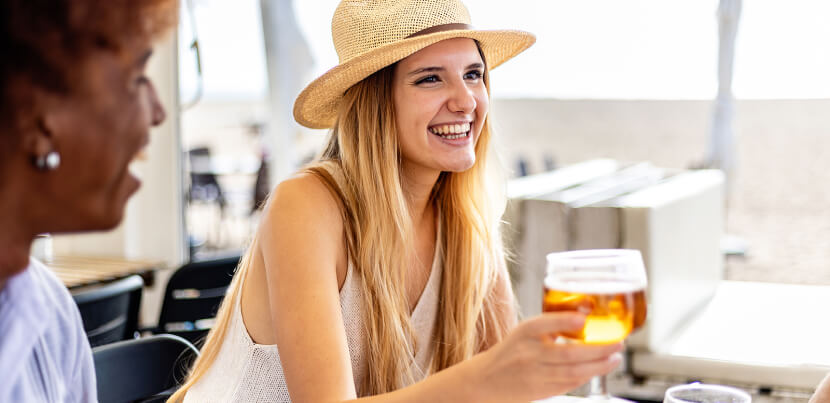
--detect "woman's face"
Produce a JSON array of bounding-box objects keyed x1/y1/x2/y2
[
  {"x1": 36, "y1": 39, "x2": 166, "y2": 231},
  {"x1": 393, "y1": 38, "x2": 489, "y2": 176}
]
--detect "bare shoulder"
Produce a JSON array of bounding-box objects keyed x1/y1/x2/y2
[
  {"x1": 256, "y1": 172, "x2": 345, "y2": 274},
  {"x1": 261, "y1": 172, "x2": 343, "y2": 234},
  {"x1": 271, "y1": 172, "x2": 339, "y2": 209}
]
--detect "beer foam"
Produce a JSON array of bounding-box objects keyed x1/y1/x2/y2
[{"x1": 544, "y1": 272, "x2": 646, "y2": 294}]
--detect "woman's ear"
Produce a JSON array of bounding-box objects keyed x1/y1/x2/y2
[
  {"x1": 19, "y1": 92, "x2": 61, "y2": 170},
  {"x1": 35, "y1": 117, "x2": 56, "y2": 152}
]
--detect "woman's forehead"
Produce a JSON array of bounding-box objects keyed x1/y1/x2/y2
[{"x1": 400, "y1": 38, "x2": 482, "y2": 69}]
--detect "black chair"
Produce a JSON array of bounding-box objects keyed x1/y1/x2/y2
[
  {"x1": 147, "y1": 254, "x2": 240, "y2": 346},
  {"x1": 72, "y1": 275, "x2": 143, "y2": 347},
  {"x1": 93, "y1": 334, "x2": 199, "y2": 403},
  {"x1": 187, "y1": 146, "x2": 227, "y2": 211}
]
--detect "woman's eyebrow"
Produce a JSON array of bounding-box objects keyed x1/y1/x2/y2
[
  {"x1": 408, "y1": 66, "x2": 444, "y2": 76},
  {"x1": 407, "y1": 62, "x2": 484, "y2": 76}
]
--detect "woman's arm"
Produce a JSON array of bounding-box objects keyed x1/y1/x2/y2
[
  {"x1": 259, "y1": 174, "x2": 621, "y2": 403},
  {"x1": 259, "y1": 173, "x2": 357, "y2": 401}
]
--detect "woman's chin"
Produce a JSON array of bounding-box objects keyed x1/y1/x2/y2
[
  {"x1": 90, "y1": 176, "x2": 140, "y2": 231},
  {"x1": 87, "y1": 202, "x2": 128, "y2": 232},
  {"x1": 96, "y1": 211, "x2": 126, "y2": 231},
  {"x1": 441, "y1": 156, "x2": 476, "y2": 173}
]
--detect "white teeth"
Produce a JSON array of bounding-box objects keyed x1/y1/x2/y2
[
  {"x1": 429, "y1": 122, "x2": 471, "y2": 137},
  {"x1": 128, "y1": 159, "x2": 141, "y2": 179},
  {"x1": 129, "y1": 149, "x2": 147, "y2": 179},
  {"x1": 442, "y1": 133, "x2": 466, "y2": 140}
]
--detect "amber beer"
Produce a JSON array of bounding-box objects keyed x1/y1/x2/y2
[{"x1": 543, "y1": 276, "x2": 647, "y2": 344}]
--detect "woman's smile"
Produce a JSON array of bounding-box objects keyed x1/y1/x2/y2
[{"x1": 428, "y1": 120, "x2": 473, "y2": 145}]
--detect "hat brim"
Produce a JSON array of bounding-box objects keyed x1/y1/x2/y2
[{"x1": 293, "y1": 29, "x2": 536, "y2": 129}]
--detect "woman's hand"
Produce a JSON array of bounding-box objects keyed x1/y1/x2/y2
[{"x1": 468, "y1": 312, "x2": 623, "y2": 403}]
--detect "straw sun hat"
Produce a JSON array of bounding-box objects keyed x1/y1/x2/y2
[{"x1": 293, "y1": 0, "x2": 536, "y2": 129}]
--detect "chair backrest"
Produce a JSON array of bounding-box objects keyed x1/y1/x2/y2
[
  {"x1": 72, "y1": 275, "x2": 143, "y2": 348},
  {"x1": 157, "y1": 254, "x2": 240, "y2": 345},
  {"x1": 93, "y1": 334, "x2": 199, "y2": 403},
  {"x1": 187, "y1": 147, "x2": 225, "y2": 207}
]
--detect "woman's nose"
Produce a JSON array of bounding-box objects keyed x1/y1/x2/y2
[
  {"x1": 447, "y1": 81, "x2": 476, "y2": 114},
  {"x1": 147, "y1": 80, "x2": 166, "y2": 126},
  {"x1": 152, "y1": 101, "x2": 166, "y2": 127}
]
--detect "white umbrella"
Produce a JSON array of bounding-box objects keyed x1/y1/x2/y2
[{"x1": 704, "y1": 0, "x2": 742, "y2": 193}]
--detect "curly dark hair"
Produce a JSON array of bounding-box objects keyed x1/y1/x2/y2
[{"x1": 0, "y1": 0, "x2": 178, "y2": 132}]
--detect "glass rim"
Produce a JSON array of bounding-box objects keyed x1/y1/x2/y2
[
  {"x1": 664, "y1": 382, "x2": 752, "y2": 401},
  {"x1": 546, "y1": 249, "x2": 643, "y2": 265}
]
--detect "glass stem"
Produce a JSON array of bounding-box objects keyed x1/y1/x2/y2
[{"x1": 589, "y1": 375, "x2": 609, "y2": 398}]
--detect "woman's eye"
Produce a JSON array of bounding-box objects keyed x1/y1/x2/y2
[
  {"x1": 415, "y1": 75, "x2": 439, "y2": 85},
  {"x1": 465, "y1": 70, "x2": 483, "y2": 80},
  {"x1": 136, "y1": 76, "x2": 149, "y2": 85}
]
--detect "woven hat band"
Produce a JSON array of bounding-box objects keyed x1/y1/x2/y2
[{"x1": 407, "y1": 23, "x2": 474, "y2": 38}]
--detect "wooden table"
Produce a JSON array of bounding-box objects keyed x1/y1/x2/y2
[{"x1": 46, "y1": 255, "x2": 165, "y2": 290}]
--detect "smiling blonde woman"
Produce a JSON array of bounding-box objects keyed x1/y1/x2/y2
[{"x1": 171, "y1": 1, "x2": 622, "y2": 402}]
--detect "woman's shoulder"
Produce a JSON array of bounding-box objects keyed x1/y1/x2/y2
[
  {"x1": 267, "y1": 160, "x2": 347, "y2": 213},
  {"x1": 257, "y1": 168, "x2": 346, "y2": 253},
  {"x1": 266, "y1": 171, "x2": 342, "y2": 222},
  {"x1": 256, "y1": 168, "x2": 348, "y2": 286}
]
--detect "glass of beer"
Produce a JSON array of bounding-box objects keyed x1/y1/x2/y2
[{"x1": 543, "y1": 249, "x2": 648, "y2": 402}]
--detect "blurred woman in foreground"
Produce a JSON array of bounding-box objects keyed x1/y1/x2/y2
[{"x1": 0, "y1": 1, "x2": 176, "y2": 401}]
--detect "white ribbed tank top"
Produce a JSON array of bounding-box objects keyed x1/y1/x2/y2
[{"x1": 185, "y1": 164, "x2": 443, "y2": 402}]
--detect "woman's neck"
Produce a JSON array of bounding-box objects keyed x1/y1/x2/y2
[
  {"x1": 0, "y1": 220, "x2": 34, "y2": 292},
  {"x1": 0, "y1": 186, "x2": 36, "y2": 290},
  {"x1": 400, "y1": 162, "x2": 440, "y2": 226}
]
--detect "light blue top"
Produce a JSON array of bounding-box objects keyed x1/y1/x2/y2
[{"x1": 0, "y1": 258, "x2": 97, "y2": 402}]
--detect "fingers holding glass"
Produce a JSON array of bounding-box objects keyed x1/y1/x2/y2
[{"x1": 543, "y1": 249, "x2": 649, "y2": 401}]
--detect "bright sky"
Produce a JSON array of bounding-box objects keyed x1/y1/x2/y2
[{"x1": 179, "y1": 0, "x2": 830, "y2": 101}]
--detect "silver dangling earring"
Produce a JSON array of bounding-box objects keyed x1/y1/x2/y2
[{"x1": 34, "y1": 151, "x2": 61, "y2": 171}]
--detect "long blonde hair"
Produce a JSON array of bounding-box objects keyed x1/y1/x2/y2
[{"x1": 170, "y1": 43, "x2": 511, "y2": 400}]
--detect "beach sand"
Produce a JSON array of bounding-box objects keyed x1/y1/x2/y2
[{"x1": 492, "y1": 98, "x2": 830, "y2": 286}]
